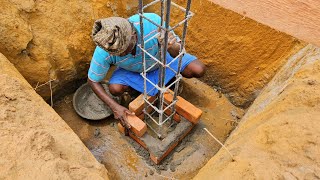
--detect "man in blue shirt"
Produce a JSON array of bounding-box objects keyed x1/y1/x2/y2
[{"x1": 88, "y1": 13, "x2": 205, "y2": 128}]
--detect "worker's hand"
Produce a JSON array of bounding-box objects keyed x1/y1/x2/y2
[
  {"x1": 112, "y1": 104, "x2": 133, "y2": 131},
  {"x1": 157, "y1": 28, "x2": 179, "y2": 50}
]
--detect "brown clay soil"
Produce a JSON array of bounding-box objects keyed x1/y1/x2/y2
[
  {"x1": 2, "y1": 1, "x2": 319, "y2": 179},
  {"x1": 146, "y1": 0, "x2": 304, "y2": 107},
  {"x1": 0, "y1": 53, "x2": 108, "y2": 179},
  {"x1": 194, "y1": 44, "x2": 320, "y2": 179},
  {"x1": 1, "y1": 0, "x2": 302, "y2": 108},
  {"x1": 53, "y1": 78, "x2": 244, "y2": 179}
]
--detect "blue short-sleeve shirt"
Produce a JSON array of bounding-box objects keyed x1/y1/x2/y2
[{"x1": 88, "y1": 13, "x2": 176, "y2": 82}]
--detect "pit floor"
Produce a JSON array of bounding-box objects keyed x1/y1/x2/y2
[{"x1": 53, "y1": 78, "x2": 244, "y2": 179}]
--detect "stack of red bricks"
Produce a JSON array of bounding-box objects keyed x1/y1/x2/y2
[{"x1": 117, "y1": 92, "x2": 203, "y2": 164}]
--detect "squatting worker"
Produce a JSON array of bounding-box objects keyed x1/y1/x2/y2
[{"x1": 88, "y1": 13, "x2": 205, "y2": 129}]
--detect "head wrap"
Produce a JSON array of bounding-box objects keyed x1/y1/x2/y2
[{"x1": 92, "y1": 17, "x2": 134, "y2": 56}]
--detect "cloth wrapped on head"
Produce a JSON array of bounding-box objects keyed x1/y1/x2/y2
[{"x1": 92, "y1": 17, "x2": 134, "y2": 56}]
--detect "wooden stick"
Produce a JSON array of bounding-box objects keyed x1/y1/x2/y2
[
  {"x1": 49, "y1": 79, "x2": 53, "y2": 107},
  {"x1": 34, "y1": 82, "x2": 40, "y2": 90},
  {"x1": 157, "y1": 174, "x2": 177, "y2": 180},
  {"x1": 203, "y1": 128, "x2": 234, "y2": 160},
  {"x1": 34, "y1": 79, "x2": 56, "y2": 90}
]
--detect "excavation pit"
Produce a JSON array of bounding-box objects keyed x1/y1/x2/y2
[
  {"x1": 2, "y1": 0, "x2": 320, "y2": 178},
  {"x1": 53, "y1": 78, "x2": 244, "y2": 179}
]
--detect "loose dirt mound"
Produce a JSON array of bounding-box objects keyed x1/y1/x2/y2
[
  {"x1": 194, "y1": 44, "x2": 320, "y2": 179},
  {"x1": 0, "y1": 53, "x2": 108, "y2": 179}
]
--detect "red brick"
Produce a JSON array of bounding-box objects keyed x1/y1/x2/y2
[
  {"x1": 164, "y1": 107, "x2": 181, "y2": 122},
  {"x1": 128, "y1": 131, "x2": 147, "y2": 149},
  {"x1": 138, "y1": 113, "x2": 144, "y2": 120},
  {"x1": 118, "y1": 123, "x2": 148, "y2": 149},
  {"x1": 127, "y1": 114, "x2": 147, "y2": 137},
  {"x1": 129, "y1": 94, "x2": 156, "y2": 115},
  {"x1": 117, "y1": 123, "x2": 125, "y2": 134},
  {"x1": 137, "y1": 106, "x2": 180, "y2": 122},
  {"x1": 137, "y1": 106, "x2": 153, "y2": 120},
  {"x1": 150, "y1": 141, "x2": 178, "y2": 164},
  {"x1": 150, "y1": 153, "x2": 159, "y2": 164},
  {"x1": 164, "y1": 92, "x2": 202, "y2": 124}
]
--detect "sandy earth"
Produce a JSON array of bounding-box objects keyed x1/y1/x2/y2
[
  {"x1": 1, "y1": 0, "x2": 302, "y2": 108},
  {"x1": 194, "y1": 45, "x2": 320, "y2": 179},
  {"x1": 0, "y1": 53, "x2": 108, "y2": 179},
  {"x1": 0, "y1": 0, "x2": 138, "y2": 99},
  {"x1": 2, "y1": 42, "x2": 319, "y2": 179},
  {"x1": 53, "y1": 78, "x2": 244, "y2": 179},
  {"x1": 162, "y1": 0, "x2": 305, "y2": 107},
  {"x1": 1, "y1": 0, "x2": 319, "y2": 179}
]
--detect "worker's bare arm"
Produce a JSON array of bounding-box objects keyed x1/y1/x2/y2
[
  {"x1": 87, "y1": 78, "x2": 132, "y2": 129},
  {"x1": 158, "y1": 29, "x2": 181, "y2": 58},
  {"x1": 167, "y1": 39, "x2": 181, "y2": 58}
]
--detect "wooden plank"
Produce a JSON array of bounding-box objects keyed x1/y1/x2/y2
[{"x1": 209, "y1": 0, "x2": 320, "y2": 47}]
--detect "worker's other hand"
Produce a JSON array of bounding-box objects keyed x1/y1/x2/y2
[
  {"x1": 157, "y1": 28, "x2": 178, "y2": 50},
  {"x1": 112, "y1": 105, "x2": 134, "y2": 131}
]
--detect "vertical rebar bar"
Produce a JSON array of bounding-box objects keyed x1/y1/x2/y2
[
  {"x1": 138, "y1": 0, "x2": 148, "y2": 122},
  {"x1": 157, "y1": 0, "x2": 165, "y2": 134},
  {"x1": 171, "y1": 0, "x2": 192, "y2": 115},
  {"x1": 158, "y1": 0, "x2": 164, "y2": 94},
  {"x1": 160, "y1": 0, "x2": 165, "y2": 26},
  {"x1": 157, "y1": 0, "x2": 172, "y2": 136}
]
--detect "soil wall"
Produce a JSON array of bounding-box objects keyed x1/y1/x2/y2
[
  {"x1": 194, "y1": 44, "x2": 320, "y2": 179},
  {"x1": 176, "y1": 0, "x2": 304, "y2": 107},
  {"x1": 0, "y1": 0, "x2": 138, "y2": 98},
  {"x1": 1, "y1": 0, "x2": 303, "y2": 107},
  {"x1": 0, "y1": 53, "x2": 108, "y2": 179}
]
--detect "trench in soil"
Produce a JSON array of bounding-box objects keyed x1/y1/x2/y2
[{"x1": 53, "y1": 78, "x2": 244, "y2": 179}]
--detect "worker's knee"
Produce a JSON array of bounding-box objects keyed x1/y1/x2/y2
[
  {"x1": 182, "y1": 60, "x2": 206, "y2": 78},
  {"x1": 108, "y1": 84, "x2": 129, "y2": 96},
  {"x1": 192, "y1": 62, "x2": 206, "y2": 78}
]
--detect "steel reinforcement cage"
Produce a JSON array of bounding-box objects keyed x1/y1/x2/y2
[{"x1": 138, "y1": 0, "x2": 193, "y2": 138}]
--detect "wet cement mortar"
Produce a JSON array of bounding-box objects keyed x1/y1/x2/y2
[
  {"x1": 140, "y1": 118, "x2": 193, "y2": 159},
  {"x1": 74, "y1": 82, "x2": 119, "y2": 120},
  {"x1": 53, "y1": 78, "x2": 244, "y2": 179}
]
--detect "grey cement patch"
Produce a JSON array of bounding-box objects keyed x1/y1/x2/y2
[
  {"x1": 127, "y1": 117, "x2": 196, "y2": 173},
  {"x1": 140, "y1": 117, "x2": 193, "y2": 158}
]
